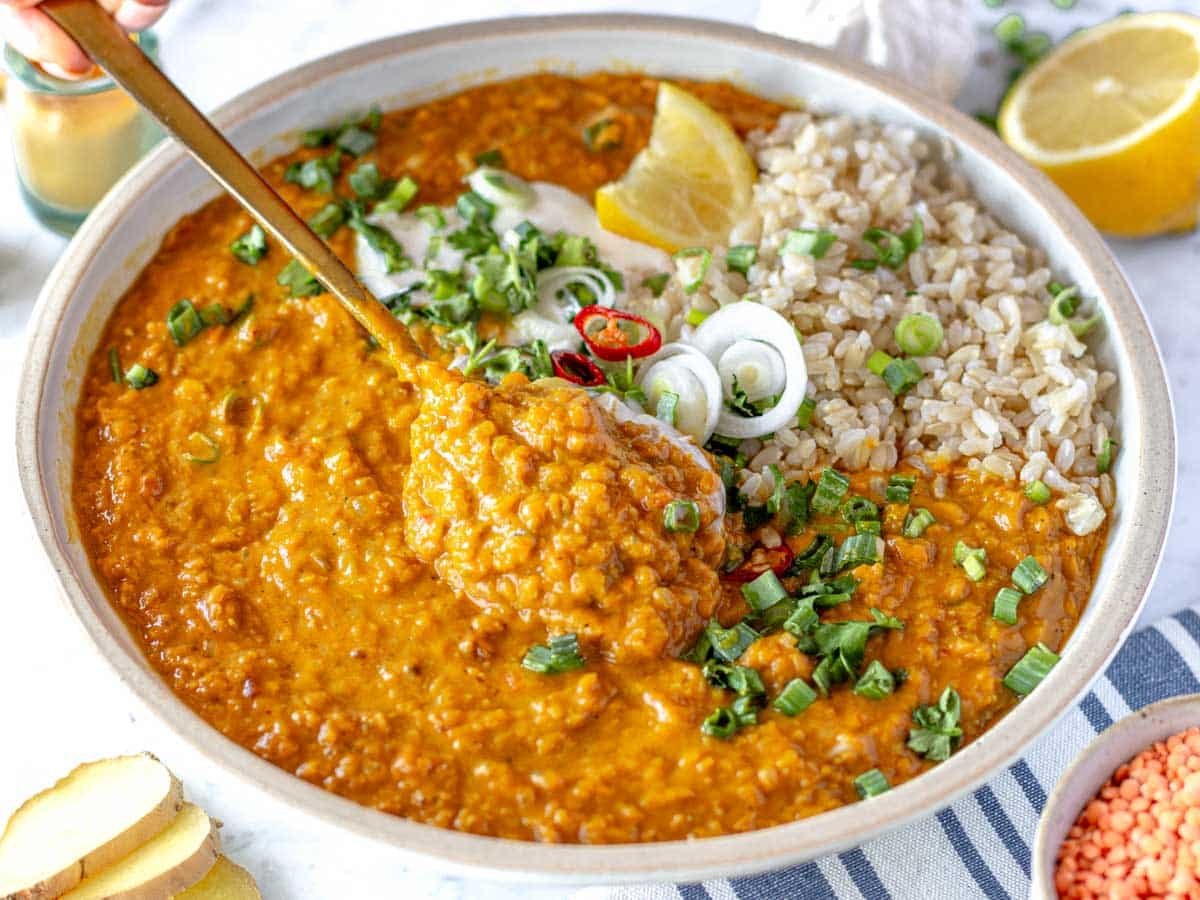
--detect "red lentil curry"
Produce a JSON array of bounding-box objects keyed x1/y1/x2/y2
[{"x1": 72, "y1": 74, "x2": 1107, "y2": 843}]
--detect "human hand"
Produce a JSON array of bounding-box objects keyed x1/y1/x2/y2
[{"x1": 0, "y1": 0, "x2": 168, "y2": 79}]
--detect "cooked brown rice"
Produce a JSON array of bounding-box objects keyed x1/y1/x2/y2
[{"x1": 626, "y1": 110, "x2": 1116, "y2": 537}]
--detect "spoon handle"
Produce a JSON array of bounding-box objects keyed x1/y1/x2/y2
[{"x1": 41, "y1": 0, "x2": 423, "y2": 373}]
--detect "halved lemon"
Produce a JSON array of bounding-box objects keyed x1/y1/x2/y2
[
  {"x1": 595, "y1": 83, "x2": 756, "y2": 252},
  {"x1": 999, "y1": 12, "x2": 1200, "y2": 237}
]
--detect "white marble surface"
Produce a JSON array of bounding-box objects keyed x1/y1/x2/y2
[{"x1": 0, "y1": 1, "x2": 1196, "y2": 897}]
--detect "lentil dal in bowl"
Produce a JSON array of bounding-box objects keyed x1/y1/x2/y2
[{"x1": 16, "y1": 15, "x2": 1175, "y2": 884}]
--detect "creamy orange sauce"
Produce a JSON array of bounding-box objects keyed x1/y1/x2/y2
[{"x1": 72, "y1": 73, "x2": 1105, "y2": 842}]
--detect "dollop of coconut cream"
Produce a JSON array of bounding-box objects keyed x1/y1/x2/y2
[{"x1": 355, "y1": 182, "x2": 670, "y2": 350}]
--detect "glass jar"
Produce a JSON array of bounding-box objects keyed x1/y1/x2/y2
[{"x1": 3, "y1": 32, "x2": 160, "y2": 235}]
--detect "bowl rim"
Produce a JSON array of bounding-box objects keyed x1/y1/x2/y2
[
  {"x1": 14, "y1": 12, "x2": 1177, "y2": 886},
  {"x1": 1030, "y1": 693, "x2": 1200, "y2": 897}
]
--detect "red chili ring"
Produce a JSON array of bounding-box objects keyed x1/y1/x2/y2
[
  {"x1": 722, "y1": 543, "x2": 796, "y2": 583},
  {"x1": 550, "y1": 350, "x2": 606, "y2": 387},
  {"x1": 573, "y1": 304, "x2": 662, "y2": 362}
]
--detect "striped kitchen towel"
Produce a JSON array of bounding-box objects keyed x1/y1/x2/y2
[{"x1": 574, "y1": 607, "x2": 1200, "y2": 900}]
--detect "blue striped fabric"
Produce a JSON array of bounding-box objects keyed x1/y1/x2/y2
[{"x1": 630, "y1": 607, "x2": 1200, "y2": 900}]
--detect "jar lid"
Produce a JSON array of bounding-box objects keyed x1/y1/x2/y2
[{"x1": 2, "y1": 30, "x2": 158, "y2": 96}]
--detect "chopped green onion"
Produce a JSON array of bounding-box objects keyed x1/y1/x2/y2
[
  {"x1": 674, "y1": 247, "x2": 712, "y2": 294},
  {"x1": 783, "y1": 228, "x2": 836, "y2": 259},
  {"x1": 856, "y1": 519, "x2": 882, "y2": 536},
  {"x1": 868, "y1": 351, "x2": 924, "y2": 395},
  {"x1": 1097, "y1": 439, "x2": 1117, "y2": 474},
  {"x1": 902, "y1": 508, "x2": 936, "y2": 538},
  {"x1": 522, "y1": 633, "x2": 585, "y2": 674},
  {"x1": 907, "y1": 686, "x2": 962, "y2": 762},
  {"x1": 783, "y1": 597, "x2": 818, "y2": 637},
  {"x1": 854, "y1": 769, "x2": 891, "y2": 798},
  {"x1": 199, "y1": 304, "x2": 230, "y2": 327},
  {"x1": 685, "y1": 307, "x2": 710, "y2": 326},
  {"x1": 790, "y1": 532, "x2": 831, "y2": 568},
  {"x1": 301, "y1": 106, "x2": 380, "y2": 147},
  {"x1": 858, "y1": 218, "x2": 924, "y2": 270},
  {"x1": 803, "y1": 574, "x2": 859, "y2": 609},
  {"x1": 812, "y1": 468, "x2": 851, "y2": 514},
  {"x1": 706, "y1": 619, "x2": 759, "y2": 663},
  {"x1": 107, "y1": 347, "x2": 122, "y2": 383},
  {"x1": 732, "y1": 694, "x2": 759, "y2": 727},
  {"x1": 284, "y1": 154, "x2": 341, "y2": 193},
  {"x1": 886, "y1": 474, "x2": 916, "y2": 504},
  {"x1": 867, "y1": 350, "x2": 893, "y2": 376},
  {"x1": 347, "y1": 162, "x2": 391, "y2": 200},
  {"x1": 335, "y1": 125, "x2": 376, "y2": 156},
  {"x1": 655, "y1": 390, "x2": 679, "y2": 426},
  {"x1": 166, "y1": 300, "x2": 205, "y2": 347},
  {"x1": 642, "y1": 272, "x2": 670, "y2": 297},
  {"x1": 474, "y1": 148, "x2": 504, "y2": 167},
  {"x1": 853, "y1": 660, "x2": 896, "y2": 699},
  {"x1": 1012, "y1": 561, "x2": 1051, "y2": 595},
  {"x1": 700, "y1": 707, "x2": 739, "y2": 739},
  {"x1": 277, "y1": 259, "x2": 325, "y2": 297},
  {"x1": 954, "y1": 541, "x2": 988, "y2": 583},
  {"x1": 663, "y1": 498, "x2": 700, "y2": 533},
  {"x1": 124, "y1": 363, "x2": 158, "y2": 390},
  {"x1": 756, "y1": 468, "x2": 782, "y2": 518},
  {"x1": 1024, "y1": 480, "x2": 1051, "y2": 504},
  {"x1": 773, "y1": 678, "x2": 818, "y2": 716},
  {"x1": 374, "y1": 175, "x2": 419, "y2": 215},
  {"x1": 230, "y1": 224, "x2": 267, "y2": 265},
  {"x1": 992, "y1": 586, "x2": 1023, "y2": 626},
  {"x1": 742, "y1": 570, "x2": 788, "y2": 613},
  {"x1": 994, "y1": 12, "x2": 1026, "y2": 44},
  {"x1": 1003, "y1": 643, "x2": 1060, "y2": 696},
  {"x1": 415, "y1": 204, "x2": 445, "y2": 230},
  {"x1": 582, "y1": 117, "x2": 619, "y2": 151},
  {"x1": 1013, "y1": 556, "x2": 1049, "y2": 594},
  {"x1": 836, "y1": 533, "x2": 883, "y2": 570},
  {"x1": 703, "y1": 660, "x2": 765, "y2": 697},
  {"x1": 795, "y1": 396, "x2": 816, "y2": 429},
  {"x1": 842, "y1": 496, "x2": 880, "y2": 524},
  {"x1": 895, "y1": 313, "x2": 944, "y2": 356},
  {"x1": 456, "y1": 190, "x2": 495, "y2": 224},
  {"x1": 1048, "y1": 284, "x2": 1101, "y2": 337},
  {"x1": 182, "y1": 432, "x2": 220, "y2": 464},
  {"x1": 307, "y1": 202, "x2": 345, "y2": 238},
  {"x1": 726, "y1": 244, "x2": 758, "y2": 276}
]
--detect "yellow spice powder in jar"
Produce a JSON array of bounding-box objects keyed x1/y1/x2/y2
[{"x1": 3, "y1": 33, "x2": 158, "y2": 234}]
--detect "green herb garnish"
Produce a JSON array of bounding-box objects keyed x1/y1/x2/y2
[
  {"x1": 522, "y1": 633, "x2": 585, "y2": 674},
  {"x1": 907, "y1": 687, "x2": 962, "y2": 762}
]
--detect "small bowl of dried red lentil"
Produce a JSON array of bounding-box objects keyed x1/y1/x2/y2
[{"x1": 1032, "y1": 694, "x2": 1200, "y2": 898}]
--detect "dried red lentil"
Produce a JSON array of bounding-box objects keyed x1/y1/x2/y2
[{"x1": 1055, "y1": 725, "x2": 1200, "y2": 898}]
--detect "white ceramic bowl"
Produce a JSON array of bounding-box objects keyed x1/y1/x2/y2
[
  {"x1": 15, "y1": 14, "x2": 1176, "y2": 885},
  {"x1": 1031, "y1": 694, "x2": 1200, "y2": 898}
]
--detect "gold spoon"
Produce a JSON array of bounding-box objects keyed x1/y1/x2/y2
[
  {"x1": 47, "y1": 0, "x2": 728, "y2": 654},
  {"x1": 42, "y1": 0, "x2": 423, "y2": 380}
]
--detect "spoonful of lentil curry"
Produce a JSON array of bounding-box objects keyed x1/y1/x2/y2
[{"x1": 45, "y1": 0, "x2": 727, "y2": 657}]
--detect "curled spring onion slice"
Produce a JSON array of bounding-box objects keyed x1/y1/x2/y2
[
  {"x1": 535, "y1": 266, "x2": 616, "y2": 321},
  {"x1": 689, "y1": 302, "x2": 808, "y2": 440},
  {"x1": 466, "y1": 166, "x2": 536, "y2": 210},
  {"x1": 717, "y1": 339, "x2": 787, "y2": 404},
  {"x1": 635, "y1": 342, "x2": 723, "y2": 445}
]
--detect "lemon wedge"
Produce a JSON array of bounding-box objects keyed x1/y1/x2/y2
[
  {"x1": 998, "y1": 12, "x2": 1200, "y2": 237},
  {"x1": 596, "y1": 83, "x2": 757, "y2": 252}
]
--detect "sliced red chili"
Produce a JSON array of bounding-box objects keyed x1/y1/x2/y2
[
  {"x1": 551, "y1": 350, "x2": 606, "y2": 387},
  {"x1": 722, "y1": 543, "x2": 795, "y2": 584},
  {"x1": 573, "y1": 305, "x2": 662, "y2": 361}
]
